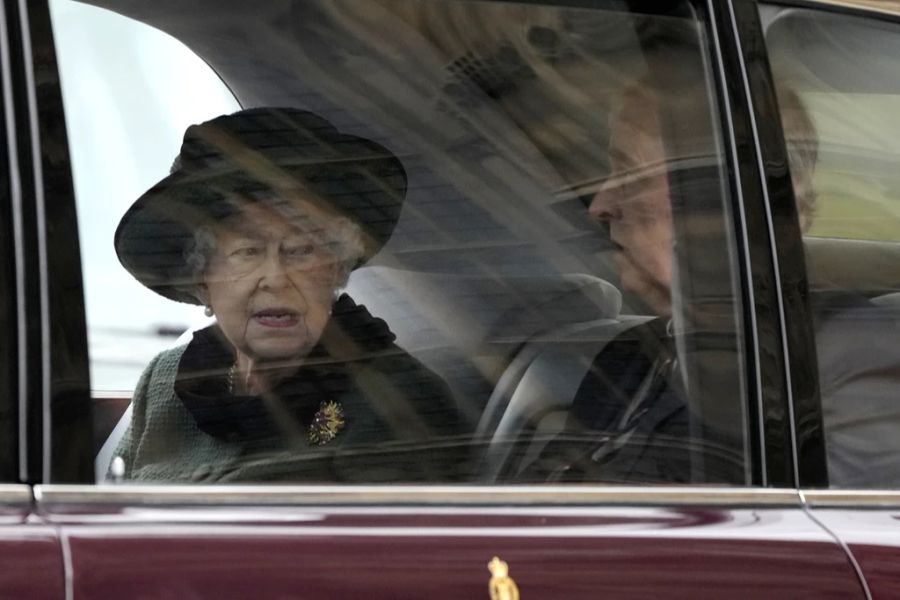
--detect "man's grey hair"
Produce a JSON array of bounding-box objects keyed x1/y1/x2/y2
[
  {"x1": 777, "y1": 85, "x2": 818, "y2": 232},
  {"x1": 612, "y1": 74, "x2": 819, "y2": 232}
]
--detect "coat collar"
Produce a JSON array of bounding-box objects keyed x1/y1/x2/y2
[{"x1": 174, "y1": 293, "x2": 396, "y2": 445}]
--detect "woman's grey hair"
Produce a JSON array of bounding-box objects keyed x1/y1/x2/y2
[{"x1": 181, "y1": 212, "x2": 365, "y2": 304}]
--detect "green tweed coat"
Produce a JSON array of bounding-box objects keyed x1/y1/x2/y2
[{"x1": 110, "y1": 295, "x2": 468, "y2": 483}]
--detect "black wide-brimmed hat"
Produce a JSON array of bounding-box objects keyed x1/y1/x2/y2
[{"x1": 115, "y1": 107, "x2": 407, "y2": 305}]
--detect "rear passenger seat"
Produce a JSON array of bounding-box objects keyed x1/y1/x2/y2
[{"x1": 347, "y1": 266, "x2": 624, "y2": 426}]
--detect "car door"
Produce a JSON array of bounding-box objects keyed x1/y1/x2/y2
[
  {"x1": 22, "y1": 0, "x2": 870, "y2": 597},
  {"x1": 0, "y1": 1, "x2": 72, "y2": 597},
  {"x1": 760, "y1": 1, "x2": 900, "y2": 597}
]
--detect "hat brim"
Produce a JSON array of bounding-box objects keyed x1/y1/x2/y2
[{"x1": 115, "y1": 156, "x2": 407, "y2": 305}]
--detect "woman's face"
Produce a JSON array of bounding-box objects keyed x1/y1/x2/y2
[{"x1": 203, "y1": 202, "x2": 341, "y2": 363}]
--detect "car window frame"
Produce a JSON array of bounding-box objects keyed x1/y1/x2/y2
[
  {"x1": 0, "y1": 0, "x2": 56, "y2": 509},
  {"x1": 714, "y1": 0, "x2": 808, "y2": 488},
  {"x1": 27, "y1": 0, "x2": 806, "y2": 501},
  {"x1": 13, "y1": 0, "x2": 90, "y2": 485}
]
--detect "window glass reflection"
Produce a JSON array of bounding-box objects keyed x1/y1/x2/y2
[{"x1": 54, "y1": 0, "x2": 747, "y2": 485}]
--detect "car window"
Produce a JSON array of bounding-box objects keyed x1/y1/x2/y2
[
  {"x1": 49, "y1": 0, "x2": 240, "y2": 394},
  {"x1": 49, "y1": 0, "x2": 749, "y2": 486},
  {"x1": 763, "y1": 4, "x2": 900, "y2": 488}
]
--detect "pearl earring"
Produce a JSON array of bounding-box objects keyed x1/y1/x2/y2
[{"x1": 204, "y1": 305, "x2": 214, "y2": 317}]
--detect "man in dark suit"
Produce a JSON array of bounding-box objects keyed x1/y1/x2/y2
[
  {"x1": 519, "y1": 69, "x2": 900, "y2": 487},
  {"x1": 517, "y1": 77, "x2": 724, "y2": 484}
]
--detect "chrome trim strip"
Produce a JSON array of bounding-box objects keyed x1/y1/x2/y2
[
  {"x1": 725, "y1": 0, "x2": 800, "y2": 487},
  {"x1": 800, "y1": 490, "x2": 874, "y2": 600},
  {"x1": 16, "y1": 0, "x2": 50, "y2": 482},
  {"x1": 804, "y1": 490, "x2": 900, "y2": 508},
  {"x1": 59, "y1": 529, "x2": 73, "y2": 600},
  {"x1": 0, "y1": 484, "x2": 34, "y2": 505},
  {"x1": 35, "y1": 485, "x2": 800, "y2": 507},
  {"x1": 707, "y1": 0, "x2": 765, "y2": 485}
]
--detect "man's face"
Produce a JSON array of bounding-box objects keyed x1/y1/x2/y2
[{"x1": 588, "y1": 98, "x2": 674, "y2": 316}]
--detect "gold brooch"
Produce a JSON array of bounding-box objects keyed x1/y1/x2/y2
[{"x1": 308, "y1": 401, "x2": 345, "y2": 445}]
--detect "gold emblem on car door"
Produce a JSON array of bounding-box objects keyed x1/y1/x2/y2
[{"x1": 488, "y1": 556, "x2": 520, "y2": 600}]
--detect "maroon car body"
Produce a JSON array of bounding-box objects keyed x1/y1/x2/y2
[
  {"x1": 2, "y1": 0, "x2": 900, "y2": 597},
  {"x1": 42, "y1": 499, "x2": 864, "y2": 598}
]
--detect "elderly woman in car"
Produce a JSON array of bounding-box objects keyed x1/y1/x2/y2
[{"x1": 110, "y1": 108, "x2": 467, "y2": 482}]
